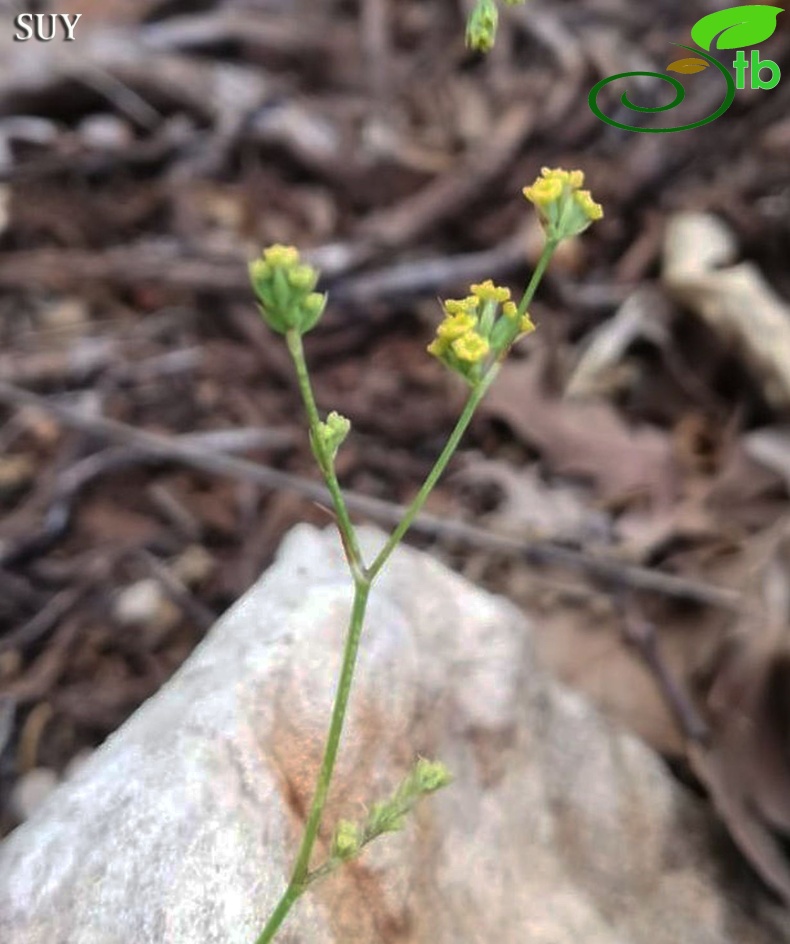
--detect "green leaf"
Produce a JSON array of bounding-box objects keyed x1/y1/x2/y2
[
  {"x1": 690, "y1": 5, "x2": 783, "y2": 51},
  {"x1": 666, "y1": 57, "x2": 710, "y2": 74}
]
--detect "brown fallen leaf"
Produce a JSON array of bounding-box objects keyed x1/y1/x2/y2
[
  {"x1": 691, "y1": 523, "x2": 790, "y2": 903},
  {"x1": 663, "y1": 213, "x2": 790, "y2": 411},
  {"x1": 452, "y1": 456, "x2": 609, "y2": 544},
  {"x1": 479, "y1": 351, "x2": 679, "y2": 508}
]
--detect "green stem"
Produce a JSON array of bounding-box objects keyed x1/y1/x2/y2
[
  {"x1": 253, "y1": 884, "x2": 300, "y2": 944},
  {"x1": 291, "y1": 578, "x2": 370, "y2": 884},
  {"x1": 517, "y1": 238, "x2": 558, "y2": 319},
  {"x1": 254, "y1": 578, "x2": 371, "y2": 944},
  {"x1": 286, "y1": 330, "x2": 365, "y2": 577},
  {"x1": 367, "y1": 238, "x2": 558, "y2": 583}
]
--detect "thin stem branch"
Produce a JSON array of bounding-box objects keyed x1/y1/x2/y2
[
  {"x1": 366, "y1": 238, "x2": 558, "y2": 583},
  {"x1": 254, "y1": 579, "x2": 371, "y2": 944},
  {"x1": 291, "y1": 579, "x2": 371, "y2": 885},
  {"x1": 286, "y1": 330, "x2": 365, "y2": 576},
  {"x1": 253, "y1": 884, "x2": 300, "y2": 944},
  {"x1": 516, "y1": 238, "x2": 558, "y2": 320}
]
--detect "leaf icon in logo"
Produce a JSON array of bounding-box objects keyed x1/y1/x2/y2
[
  {"x1": 690, "y1": 5, "x2": 784, "y2": 51},
  {"x1": 667, "y1": 57, "x2": 710, "y2": 74}
]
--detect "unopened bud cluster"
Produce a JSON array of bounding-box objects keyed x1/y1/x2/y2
[
  {"x1": 310, "y1": 410, "x2": 351, "y2": 470},
  {"x1": 329, "y1": 758, "x2": 452, "y2": 864},
  {"x1": 248, "y1": 244, "x2": 327, "y2": 335},
  {"x1": 466, "y1": 0, "x2": 527, "y2": 52}
]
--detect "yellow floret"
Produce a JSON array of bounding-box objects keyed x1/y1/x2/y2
[
  {"x1": 437, "y1": 312, "x2": 477, "y2": 341},
  {"x1": 540, "y1": 167, "x2": 584, "y2": 189},
  {"x1": 519, "y1": 312, "x2": 536, "y2": 335},
  {"x1": 452, "y1": 332, "x2": 490, "y2": 363},
  {"x1": 573, "y1": 189, "x2": 604, "y2": 221},
  {"x1": 263, "y1": 244, "x2": 300, "y2": 267},
  {"x1": 443, "y1": 296, "x2": 479, "y2": 317},
  {"x1": 470, "y1": 279, "x2": 511, "y2": 304},
  {"x1": 427, "y1": 337, "x2": 449, "y2": 358},
  {"x1": 502, "y1": 300, "x2": 518, "y2": 320},
  {"x1": 523, "y1": 176, "x2": 563, "y2": 207}
]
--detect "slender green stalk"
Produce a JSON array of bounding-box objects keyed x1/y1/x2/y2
[
  {"x1": 290, "y1": 578, "x2": 370, "y2": 886},
  {"x1": 254, "y1": 576, "x2": 371, "y2": 944},
  {"x1": 516, "y1": 238, "x2": 558, "y2": 320},
  {"x1": 253, "y1": 884, "x2": 300, "y2": 944},
  {"x1": 367, "y1": 237, "x2": 559, "y2": 582},
  {"x1": 286, "y1": 330, "x2": 365, "y2": 577}
]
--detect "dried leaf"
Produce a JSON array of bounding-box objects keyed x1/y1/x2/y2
[
  {"x1": 666, "y1": 58, "x2": 710, "y2": 74},
  {"x1": 664, "y1": 213, "x2": 790, "y2": 411},
  {"x1": 453, "y1": 458, "x2": 608, "y2": 543},
  {"x1": 479, "y1": 353, "x2": 678, "y2": 507},
  {"x1": 690, "y1": 523, "x2": 790, "y2": 904}
]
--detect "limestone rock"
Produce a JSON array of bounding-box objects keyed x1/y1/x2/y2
[{"x1": 0, "y1": 525, "x2": 787, "y2": 944}]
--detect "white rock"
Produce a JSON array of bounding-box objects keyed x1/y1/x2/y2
[{"x1": 0, "y1": 525, "x2": 787, "y2": 944}]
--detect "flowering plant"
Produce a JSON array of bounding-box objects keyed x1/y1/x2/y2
[{"x1": 247, "y1": 170, "x2": 602, "y2": 943}]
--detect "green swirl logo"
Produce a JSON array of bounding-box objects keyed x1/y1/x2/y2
[{"x1": 589, "y1": 5, "x2": 783, "y2": 133}]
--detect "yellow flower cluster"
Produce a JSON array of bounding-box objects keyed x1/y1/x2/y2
[
  {"x1": 428, "y1": 293, "x2": 494, "y2": 367},
  {"x1": 427, "y1": 278, "x2": 538, "y2": 385},
  {"x1": 523, "y1": 167, "x2": 603, "y2": 239}
]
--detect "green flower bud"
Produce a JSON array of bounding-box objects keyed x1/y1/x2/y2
[
  {"x1": 367, "y1": 801, "x2": 406, "y2": 837},
  {"x1": 413, "y1": 758, "x2": 452, "y2": 794},
  {"x1": 299, "y1": 292, "x2": 328, "y2": 334},
  {"x1": 331, "y1": 820, "x2": 361, "y2": 861},
  {"x1": 287, "y1": 265, "x2": 319, "y2": 294},
  {"x1": 314, "y1": 411, "x2": 351, "y2": 464},
  {"x1": 249, "y1": 244, "x2": 327, "y2": 335},
  {"x1": 466, "y1": 0, "x2": 498, "y2": 52},
  {"x1": 364, "y1": 756, "x2": 452, "y2": 842}
]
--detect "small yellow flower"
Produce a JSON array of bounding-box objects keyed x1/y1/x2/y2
[
  {"x1": 502, "y1": 300, "x2": 518, "y2": 320},
  {"x1": 519, "y1": 312, "x2": 536, "y2": 335},
  {"x1": 437, "y1": 312, "x2": 477, "y2": 341},
  {"x1": 452, "y1": 332, "x2": 490, "y2": 363},
  {"x1": 262, "y1": 244, "x2": 300, "y2": 267},
  {"x1": 522, "y1": 176, "x2": 563, "y2": 208},
  {"x1": 573, "y1": 189, "x2": 604, "y2": 221},
  {"x1": 427, "y1": 337, "x2": 449, "y2": 358},
  {"x1": 443, "y1": 296, "x2": 479, "y2": 317},
  {"x1": 539, "y1": 167, "x2": 584, "y2": 188},
  {"x1": 470, "y1": 279, "x2": 511, "y2": 304}
]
